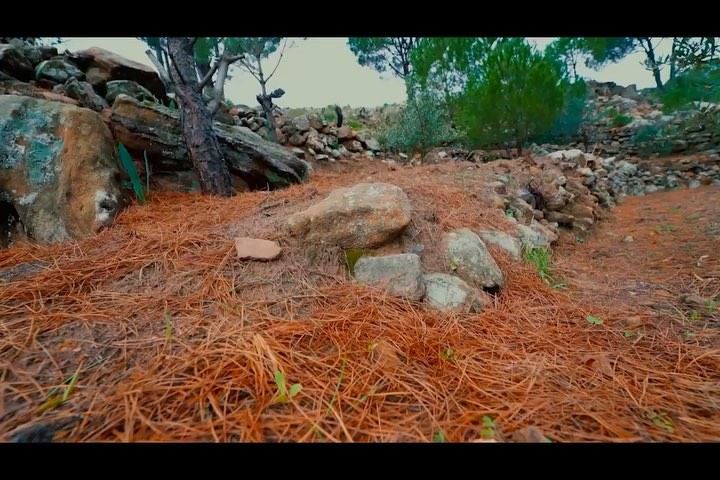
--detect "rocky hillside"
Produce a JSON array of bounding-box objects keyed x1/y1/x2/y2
[{"x1": 0, "y1": 39, "x2": 316, "y2": 246}]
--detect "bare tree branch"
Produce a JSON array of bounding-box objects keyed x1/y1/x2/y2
[
  {"x1": 198, "y1": 60, "x2": 220, "y2": 90},
  {"x1": 265, "y1": 39, "x2": 288, "y2": 82},
  {"x1": 145, "y1": 49, "x2": 174, "y2": 94}
]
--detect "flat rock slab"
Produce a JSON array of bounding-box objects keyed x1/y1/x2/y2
[
  {"x1": 354, "y1": 253, "x2": 424, "y2": 300},
  {"x1": 235, "y1": 237, "x2": 282, "y2": 261}
]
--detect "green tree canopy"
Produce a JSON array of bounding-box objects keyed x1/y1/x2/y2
[{"x1": 347, "y1": 37, "x2": 418, "y2": 79}]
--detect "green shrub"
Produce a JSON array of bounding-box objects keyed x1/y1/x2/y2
[
  {"x1": 347, "y1": 119, "x2": 363, "y2": 130},
  {"x1": 660, "y1": 61, "x2": 720, "y2": 113},
  {"x1": 611, "y1": 113, "x2": 633, "y2": 127},
  {"x1": 631, "y1": 124, "x2": 676, "y2": 158},
  {"x1": 378, "y1": 88, "x2": 459, "y2": 155},
  {"x1": 534, "y1": 79, "x2": 588, "y2": 143}
]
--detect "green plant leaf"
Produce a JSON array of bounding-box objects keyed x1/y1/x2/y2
[
  {"x1": 433, "y1": 431, "x2": 446, "y2": 443},
  {"x1": 118, "y1": 143, "x2": 146, "y2": 204},
  {"x1": 62, "y1": 367, "x2": 80, "y2": 402},
  {"x1": 289, "y1": 383, "x2": 302, "y2": 398},
  {"x1": 164, "y1": 312, "x2": 173, "y2": 341},
  {"x1": 143, "y1": 150, "x2": 151, "y2": 193},
  {"x1": 586, "y1": 314, "x2": 604, "y2": 325},
  {"x1": 480, "y1": 415, "x2": 496, "y2": 439}
]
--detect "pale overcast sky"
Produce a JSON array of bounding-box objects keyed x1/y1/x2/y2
[{"x1": 59, "y1": 37, "x2": 673, "y2": 108}]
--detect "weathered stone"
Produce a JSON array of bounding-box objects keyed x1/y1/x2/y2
[
  {"x1": 423, "y1": 148, "x2": 449, "y2": 164},
  {"x1": 291, "y1": 114, "x2": 311, "y2": 132},
  {"x1": 547, "y1": 149, "x2": 585, "y2": 163},
  {"x1": 343, "y1": 140, "x2": 363, "y2": 152},
  {"x1": 234, "y1": 237, "x2": 282, "y2": 261},
  {"x1": 364, "y1": 137, "x2": 381, "y2": 152},
  {"x1": 70, "y1": 47, "x2": 166, "y2": 101},
  {"x1": 152, "y1": 171, "x2": 201, "y2": 193},
  {"x1": 62, "y1": 78, "x2": 108, "y2": 112},
  {"x1": 508, "y1": 197, "x2": 536, "y2": 223},
  {"x1": 105, "y1": 79, "x2": 158, "y2": 104},
  {"x1": 354, "y1": 254, "x2": 424, "y2": 300},
  {"x1": 0, "y1": 79, "x2": 79, "y2": 106},
  {"x1": 477, "y1": 230, "x2": 522, "y2": 260},
  {"x1": 20, "y1": 44, "x2": 57, "y2": 66},
  {"x1": 288, "y1": 131, "x2": 308, "y2": 146},
  {"x1": 337, "y1": 125, "x2": 354, "y2": 140},
  {"x1": 516, "y1": 221, "x2": 558, "y2": 249},
  {"x1": 35, "y1": 58, "x2": 84, "y2": 84},
  {"x1": 0, "y1": 95, "x2": 123, "y2": 244},
  {"x1": 545, "y1": 210, "x2": 575, "y2": 226},
  {"x1": 109, "y1": 95, "x2": 310, "y2": 189},
  {"x1": 286, "y1": 183, "x2": 412, "y2": 248},
  {"x1": 0, "y1": 44, "x2": 33, "y2": 81},
  {"x1": 423, "y1": 273, "x2": 487, "y2": 312},
  {"x1": 307, "y1": 113, "x2": 324, "y2": 131},
  {"x1": 444, "y1": 228, "x2": 504, "y2": 290}
]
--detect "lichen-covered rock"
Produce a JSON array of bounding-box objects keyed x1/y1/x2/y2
[
  {"x1": 354, "y1": 253, "x2": 424, "y2": 300},
  {"x1": 0, "y1": 44, "x2": 33, "y2": 81},
  {"x1": 0, "y1": 95, "x2": 123, "y2": 244},
  {"x1": 69, "y1": 47, "x2": 166, "y2": 101},
  {"x1": 423, "y1": 273, "x2": 488, "y2": 313},
  {"x1": 19, "y1": 44, "x2": 57, "y2": 66},
  {"x1": 105, "y1": 80, "x2": 158, "y2": 104},
  {"x1": 62, "y1": 77, "x2": 108, "y2": 112},
  {"x1": 286, "y1": 183, "x2": 412, "y2": 248},
  {"x1": 35, "y1": 58, "x2": 84, "y2": 84},
  {"x1": 444, "y1": 228, "x2": 504, "y2": 290},
  {"x1": 109, "y1": 95, "x2": 309, "y2": 189},
  {"x1": 477, "y1": 230, "x2": 522, "y2": 260}
]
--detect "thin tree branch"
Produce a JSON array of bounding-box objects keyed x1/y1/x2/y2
[
  {"x1": 198, "y1": 60, "x2": 220, "y2": 90},
  {"x1": 265, "y1": 39, "x2": 288, "y2": 82},
  {"x1": 145, "y1": 49, "x2": 174, "y2": 94}
]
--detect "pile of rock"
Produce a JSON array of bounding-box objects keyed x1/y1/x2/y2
[
  {"x1": 1, "y1": 39, "x2": 309, "y2": 247},
  {"x1": 285, "y1": 182, "x2": 557, "y2": 313},
  {"x1": 535, "y1": 82, "x2": 720, "y2": 159},
  {"x1": 229, "y1": 106, "x2": 383, "y2": 162}
]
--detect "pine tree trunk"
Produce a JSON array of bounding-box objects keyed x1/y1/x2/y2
[
  {"x1": 166, "y1": 37, "x2": 234, "y2": 196},
  {"x1": 258, "y1": 80, "x2": 277, "y2": 142},
  {"x1": 640, "y1": 37, "x2": 664, "y2": 90}
]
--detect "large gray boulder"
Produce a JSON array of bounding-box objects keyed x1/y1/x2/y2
[
  {"x1": 68, "y1": 47, "x2": 167, "y2": 102},
  {"x1": 287, "y1": 183, "x2": 412, "y2": 248},
  {"x1": 0, "y1": 95, "x2": 123, "y2": 245}
]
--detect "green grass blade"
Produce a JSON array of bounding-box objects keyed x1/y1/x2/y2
[{"x1": 118, "y1": 143, "x2": 146, "y2": 204}]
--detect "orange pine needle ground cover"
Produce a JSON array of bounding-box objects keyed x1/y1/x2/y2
[{"x1": 1, "y1": 160, "x2": 718, "y2": 442}]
